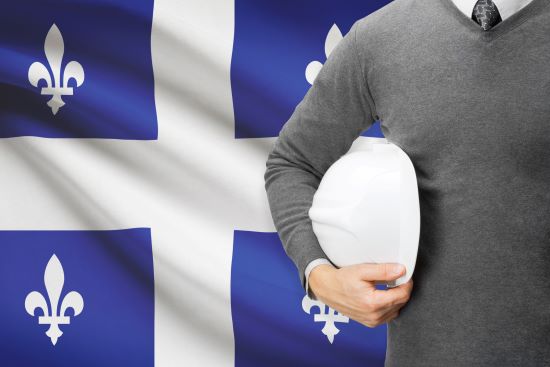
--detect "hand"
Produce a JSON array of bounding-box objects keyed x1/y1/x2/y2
[{"x1": 308, "y1": 263, "x2": 413, "y2": 328}]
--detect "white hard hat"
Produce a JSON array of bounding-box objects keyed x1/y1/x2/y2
[{"x1": 308, "y1": 139, "x2": 420, "y2": 287}]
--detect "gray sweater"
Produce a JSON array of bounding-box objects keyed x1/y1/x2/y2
[{"x1": 263, "y1": 0, "x2": 550, "y2": 365}]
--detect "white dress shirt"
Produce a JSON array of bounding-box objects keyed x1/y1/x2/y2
[
  {"x1": 451, "y1": 0, "x2": 534, "y2": 20},
  {"x1": 304, "y1": 0, "x2": 536, "y2": 301}
]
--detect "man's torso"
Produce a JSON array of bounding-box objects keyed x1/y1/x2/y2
[{"x1": 356, "y1": 0, "x2": 550, "y2": 365}]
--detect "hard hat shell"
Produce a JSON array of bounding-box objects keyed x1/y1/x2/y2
[{"x1": 308, "y1": 139, "x2": 420, "y2": 287}]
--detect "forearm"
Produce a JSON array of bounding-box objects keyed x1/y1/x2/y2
[
  {"x1": 263, "y1": 18, "x2": 377, "y2": 293},
  {"x1": 264, "y1": 151, "x2": 331, "y2": 292}
]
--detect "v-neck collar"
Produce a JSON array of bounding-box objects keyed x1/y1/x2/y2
[{"x1": 438, "y1": 0, "x2": 550, "y2": 42}]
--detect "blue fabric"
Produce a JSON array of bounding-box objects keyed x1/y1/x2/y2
[
  {"x1": 0, "y1": 0, "x2": 157, "y2": 139},
  {"x1": 0, "y1": 229, "x2": 154, "y2": 366},
  {"x1": 231, "y1": 230, "x2": 387, "y2": 367},
  {"x1": 231, "y1": 0, "x2": 388, "y2": 139}
]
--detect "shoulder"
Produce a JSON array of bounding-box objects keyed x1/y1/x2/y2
[
  {"x1": 356, "y1": 0, "x2": 419, "y2": 29},
  {"x1": 353, "y1": 0, "x2": 424, "y2": 50}
]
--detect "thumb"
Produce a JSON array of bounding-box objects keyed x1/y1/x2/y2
[{"x1": 357, "y1": 263, "x2": 405, "y2": 282}]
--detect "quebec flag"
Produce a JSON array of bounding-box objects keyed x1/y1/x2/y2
[{"x1": 0, "y1": 0, "x2": 391, "y2": 366}]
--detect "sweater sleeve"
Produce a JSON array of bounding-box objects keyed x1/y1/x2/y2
[{"x1": 263, "y1": 18, "x2": 378, "y2": 293}]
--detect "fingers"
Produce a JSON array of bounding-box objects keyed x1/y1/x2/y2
[
  {"x1": 371, "y1": 279, "x2": 413, "y2": 308},
  {"x1": 357, "y1": 263, "x2": 406, "y2": 282},
  {"x1": 361, "y1": 288, "x2": 410, "y2": 327},
  {"x1": 358, "y1": 301, "x2": 404, "y2": 328},
  {"x1": 383, "y1": 309, "x2": 400, "y2": 323}
]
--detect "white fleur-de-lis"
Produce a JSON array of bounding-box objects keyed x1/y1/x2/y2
[
  {"x1": 25, "y1": 254, "x2": 84, "y2": 345},
  {"x1": 305, "y1": 23, "x2": 343, "y2": 85},
  {"x1": 28, "y1": 24, "x2": 85, "y2": 115},
  {"x1": 302, "y1": 294, "x2": 349, "y2": 344}
]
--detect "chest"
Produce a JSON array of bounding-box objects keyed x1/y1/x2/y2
[{"x1": 369, "y1": 37, "x2": 550, "y2": 179}]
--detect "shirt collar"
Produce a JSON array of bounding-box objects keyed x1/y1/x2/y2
[{"x1": 450, "y1": 0, "x2": 535, "y2": 20}]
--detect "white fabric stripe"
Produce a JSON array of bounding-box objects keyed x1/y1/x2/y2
[{"x1": 152, "y1": 0, "x2": 277, "y2": 365}]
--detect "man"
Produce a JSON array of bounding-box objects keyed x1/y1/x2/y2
[{"x1": 264, "y1": 0, "x2": 549, "y2": 365}]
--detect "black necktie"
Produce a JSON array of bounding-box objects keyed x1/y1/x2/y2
[{"x1": 472, "y1": 0, "x2": 502, "y2": 30}]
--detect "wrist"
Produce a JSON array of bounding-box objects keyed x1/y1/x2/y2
[{"x1": 309, "y1": 263, "x2": 336, "y2": 296}]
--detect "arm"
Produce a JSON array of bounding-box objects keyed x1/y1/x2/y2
[{"x1": 264, "y1": 18, "x2": 378, "y2": 294}]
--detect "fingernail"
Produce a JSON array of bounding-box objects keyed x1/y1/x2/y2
[{"x1": 391, "y1": 264, "x2": 404, "y2": 275}]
